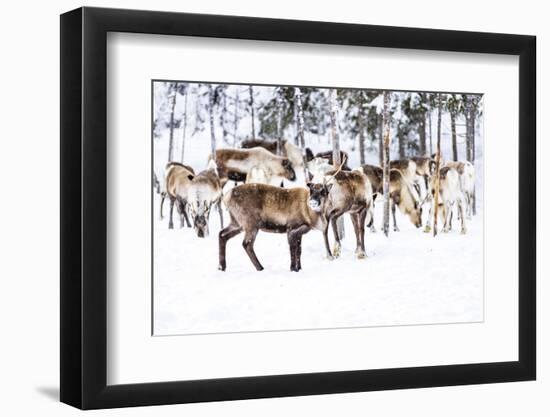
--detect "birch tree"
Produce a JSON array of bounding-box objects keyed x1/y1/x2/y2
[
  {"x1": 219, "y1": 85, "x2": 230, "y2": 145},
  {"x1": 249, "y1": 85, "x2": 256, "y2": 138},
  {"x1": 295, "y1": 87, "x2": 305, "y2": 149},
  {"x1": 378, "y1": 114, "x2": 384, "y2": 166},
  {"x1": 167, "y1": 82, "x2": 179, "y2": 162},
  {"x1": 357, "y1": 91, "x2": 366, "y2": 165},
  {"x1": 208, "y1": 84, "x2": 217, "y2": 158},
  {"x1": 446, "y1": 94, "x2": 460, "y2": 161},
  {"x1": 180, "y1": 86, "x2": 188, "y2": 163},
  {"x1": 382, "y1": 91, "x2": 392, "y2": 236},
  {"x1": 232, "y1": 87, "x2": 240, "y2": 146},
  {"x1": 329, "y1": 89, "x2": 345, "y2": 239},
  {"x1": 276, "y1": 87, "x2": 285, "y2": 155},
  {"x1": 432, "y1": 93, "x2": 443, "y2": 237}
]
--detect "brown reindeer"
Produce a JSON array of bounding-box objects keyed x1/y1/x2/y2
[
  {"x1": 319, "y1": 167, "x2": 373, "y2": 259},
  {"x1": 359, "y1": 164, "x2": 423, "y2": 231},
  {"x1": 411, "y1": 156, "x2": 436, "y2": 191},
  {"x1": 214, "y1": 147, "x2": 296, "y2": 187},
  {"x1": 187, "y1": 160, "x2": 224, "y2": 238},
  {"x1": 160, "y1": 162, "x2": 195, "y2": 229},
  {"x1": 219, "y1": 183, "x2": 331, "y2": 272}
]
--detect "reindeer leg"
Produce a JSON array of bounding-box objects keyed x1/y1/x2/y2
[
  {"x1": 350, "y1": 211, "x2": 366, "y2": 259},
  {"x1": 424, "y1": 196, "x2": 433, "y2": 233},
  {"x1": 159, "y1": 192, "x2": 166, "y2": 220},
  {"x1": 330, "y1": 212, "x2": 343, "y2": 258},
  {"x1": 358, "y1": 209, "x2": 367, "y2": 258},
  {"x1": 288, "y1": 224, "x2": 310, "y2": 271},
  {"x1": 217, "y1": 200, "x2": 224, "y2": 229},
  {"x1": 391, "y1": 200, "x2": 400, "y2": 232},
  {"x1": 242, "y1": 228, "x2": 263, "y2": 271},
  {"x1": 322, "y1": 218, "x2": 333, "y2": 260},
  {"x1": 175, "y1": 198, "x2": 185, "y2": 228},
  {"x1": 287, "y1": 231, "x2": 297, "y2": 271},
  {"x1": 459, "y1": 198, "x2": 467, "y2": 234},
  {"x1": 182, "y1": 201, "x2": 192, "y2": 228},
  {"x1": 168, "y1": 196, "x2": 175, "y2": 229},
  {"x1": 218, "y1": 222, "x2": 242, "y2": 271}
]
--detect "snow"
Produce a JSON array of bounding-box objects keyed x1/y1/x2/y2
[
  {"x1": 153, "y1": 82, "x2": 484, "y2": 336},
  {"x1": 153, "y1": 190, "x2": 483, "y2": 335}
]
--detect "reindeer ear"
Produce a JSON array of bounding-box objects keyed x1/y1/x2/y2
[
  {"x1": 306, "y1": 182, "x2": 313, "y2": 190},
  {"x1": 324, "y1": 183, "x2": 333, "y2": 195},
  {"x1": 305, "y1": 148, "x2": 314, "y2": 162}
]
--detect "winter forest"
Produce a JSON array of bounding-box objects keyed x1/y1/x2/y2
[{"x1": 152, "y1": 80, "x2": 484, "y2": 336}]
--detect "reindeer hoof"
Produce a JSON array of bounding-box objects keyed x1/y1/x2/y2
[
  {"x1": 460, "y1": 228, "x2": 467, "y2": 235},
  {"x1": 218, "y1": 264, "x2": 226, "y2": 271},
  {"x1": 326, "y1": 254, "x2": 335, "y2": 261},
  {"x1": 168, "y1": 223, "x2": 174, "y2": 230},
  {"x1": 394, "y1": 227, "x2": 400, "y2": 232},
  {"x1": 332, "y1": 245, "x2": 342, "y2": 258},
  {"x1": 370, "y1": 227, "x2": 377, "y2": 233},
  {"x1": 356, "y1": 250, "x2": 367, "y2": 259},
  {"x1": 423, "y1": 225, "x2": 431, "y2": 233}
]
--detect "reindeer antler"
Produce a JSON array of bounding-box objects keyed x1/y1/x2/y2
[{"x1": 323, "y1": 153, "x2": 347, "y2": 185}]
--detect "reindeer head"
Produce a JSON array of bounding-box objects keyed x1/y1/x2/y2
[
  {"x1": 281, "y1": 158, "x2": 296, "y2": 181},
  {"x1": 306, "y1": 182, "x2": 332, "y2": 212},
  {"x1": 189, "y1": 200, "x2": 211, "y2": 238}
]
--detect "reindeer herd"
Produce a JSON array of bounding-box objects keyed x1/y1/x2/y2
[{"x1": 156, "y1": 139, "x2": 476, "y2": 272}]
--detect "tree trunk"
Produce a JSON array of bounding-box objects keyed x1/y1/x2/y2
[
  {"x1": 233, "y1": 88, "x2": 239, "y2": 147},
  {"x1": 450, "y1": 109, "x2": 457, "y2": 161},
  {"x1": 469, "y1": 96, "x2": 478, "y2": 215},
  {"x1": 358, "y1": 92, "x2": 366, "y2": 165},
  {"x1": 382, "y1": 91, "x2": 392, "y2": 237},
  {"x1": 464, "y1": 96, "x2": 472, "y2": 162},
  {"x1": 397, "y1": 126, "x2": 406, "y2": 159},
  {"x1": 428, "y1": 109, "x2": 433, "y2": 155},
  {"x1": 433, "y1": 93, "x2": 443, "y2": 237},
  {"x1": 249, "y1": 85, "x2": 255, "y2": 139},
  {"x1": 378, "y1": 114, "x2": 384, "y2": 166},
  {"x1": 208, "y1": 84, "x2": 217, "y2": 158},
  {"x1": 419, "y1": 113, "x2": 427, "y2": 156},
  {"x1": 276, "y1": 88, "x2": 284, "y2": 156},
  {"x1": 295, "y1": 87, "x2": 305, "y2": 149},
  {"x1": 167, "y1": 82, "x2": 178, "y2": 162},
  {"x1": 220, "y1": 86, "x2": 229, "y2": 145},
  {"x1": 180, "y1": 87, "x2": 188, "y2": 163},
  {"x1": 329, "y1": 89, "x2": 345, "y2": 239}
]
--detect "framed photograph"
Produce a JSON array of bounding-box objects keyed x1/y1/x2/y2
[{"x1": 60, "y1": 6, "x2": 536, "y2": 410}]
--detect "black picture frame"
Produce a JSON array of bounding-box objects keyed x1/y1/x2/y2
[{"x1": 60, "y1": 6, "x2": 536, "y2": 410}]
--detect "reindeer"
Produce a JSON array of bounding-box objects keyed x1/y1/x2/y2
[
  {"x1": 187, "y1": 161, "x2": 224, "y2": 238},
  {"x1": 444, "y1": 160, "x2": 475, "y2": 218},
  {"x1": 319, "y1": 162, "x2": 373, "y2": 260},
  {"x1": 411, "y1": 156, "x2": 436, "y2": 191},
  {"x1": 241, "y1": 139, "x2": 305, "y2": 170},
  {"x1": 160, "y1": 162, "x2": 195, "y2": 229},
  {"x1": 213, "y1": 147, "x2": 296, "y2": 187},
  {"x1": 219, "y1": 183, "x2": 331, "y2": 272},
  {"x1": 305, "y1": 148, "x2": 351, "y2": 171},
  {"x1": 305, "y1": 156, "x2": 333, "y2": 183},
  {"x1": 424, "y1": 166, "x2": 467, "y2": 234},
  {"x1": 359, "y1": 164, "x2": 423, "y2": 231}
]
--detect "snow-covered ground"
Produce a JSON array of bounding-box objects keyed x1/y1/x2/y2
[{"x1": 152, "y1": 136, "x2": 484, "y2": 337}]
